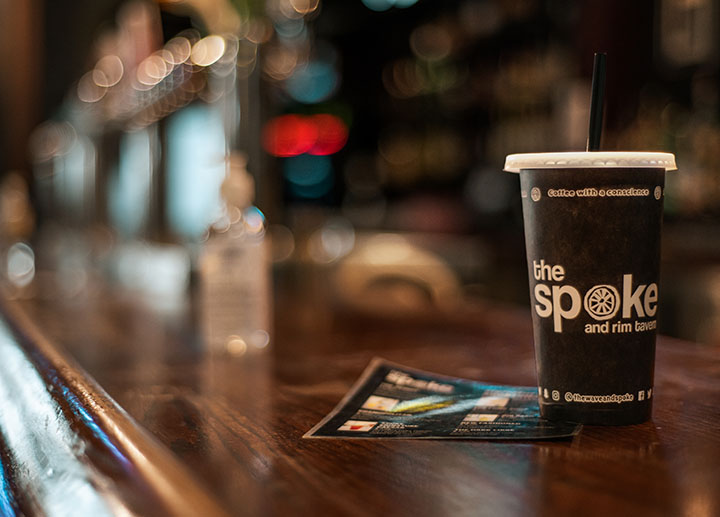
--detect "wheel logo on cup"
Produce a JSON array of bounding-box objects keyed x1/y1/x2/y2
[
  {"x1": 531, "y1": 188, "x2": 541, "y2": 202},
  {"x1": 583, "y1": 285, "x2": 620, "y2": 320},
  {"x1": 552, "y1": 390, "x2": 560, "y2": 401},
  {"x1": 654, "y1": 186, "x2": 662, "y2": 200}
]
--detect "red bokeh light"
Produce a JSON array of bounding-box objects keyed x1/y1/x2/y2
[
  {"x1": 308, "y1": 114, "x2": 349, "y2": 156},
  {"x1": 262, "y1": 115, "x2": 317, "y2": 157},
  {"x1": 262, "y1": 114, "x2": 348, "y2": 157}
]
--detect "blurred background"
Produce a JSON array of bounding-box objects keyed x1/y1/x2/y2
[{"x1": 1, "y1": 0, "x2": 719, "y2": 345}]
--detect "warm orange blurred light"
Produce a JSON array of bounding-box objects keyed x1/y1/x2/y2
[
  {"x1": 77, "y1": 72, "x2": 107, "y2": 103},
  {"x1": 263, "y1": 45, "x2": 300, "y2": 80},
  {"x1": 165, "y1": 36, "x2": 192, "y2": 64},
  {"x1": 191, "y1": 35, "x2": 226, "y2": 66},
  {"x1": 290, "y1": 0, "x2": 320, "y2": 15},
  {"x1": 93, "y1": 55, "x2": 124, "y2": 87}
]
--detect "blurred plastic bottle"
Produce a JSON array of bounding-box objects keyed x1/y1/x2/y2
[{"x1": 199, "y1": 154, "x2": 272, "y2": 355}]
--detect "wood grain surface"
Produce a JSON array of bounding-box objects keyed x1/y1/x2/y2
[{"x1": 9, "y1": 267, "x2": 720, "y2": 517}]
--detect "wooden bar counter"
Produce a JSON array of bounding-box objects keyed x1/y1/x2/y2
[{"x1": 1, "y1": 265, "x2": 719, "y2": 516}]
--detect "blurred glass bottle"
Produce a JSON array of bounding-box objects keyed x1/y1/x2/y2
[{"x1": 199, "y1": 152, "x2": 272, "y2": 355}]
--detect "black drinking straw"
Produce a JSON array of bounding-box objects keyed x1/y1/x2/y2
[{"x1": 586, "y1": 52, "x2": 607, "y2": 152}]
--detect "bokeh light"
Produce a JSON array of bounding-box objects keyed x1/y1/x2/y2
[
  {"x1": 379, "y1": 130, "x2": 422, "y2": 167},
  {"x1": 243, "y1": 206, "x2": 267, "y2": 237},
  {"x1": 269, "y1": 0, "x2": 306, "y2": 20},
  {"x1": 77, "y1": 72, "x2": 107, "y2": 103},
  {"x1": 382, "y1": 59, "x2": 423, "y2": 98},
  {"x1": 137, "y1": 54, "x2": 170, "y2": 85},
  {"x1": 274, "y1": 18, "x2": 307, "y2": 39},
  {"x1": 362, "y1": 0, "x2": 394, "y2": 12},
  {"x1": 191, "y1": 35, "x2": 226, "y2": 66},
  {"x1": 269, "y1": 224, "x2": 295, "y2": 262},
  {"x1": 249, "y1": 330, "x2": 270, "y2": 349},
  {"x1": 246, "y1": 19, "x2": 274, "y2": 44},
  {"x1": 290, "y1": 0, "x2": 320, "y2": 15},
  {"x1": 6, "y1": 243, "x2": 35, "y2": 288},
  {"x1": 308, "y1": 217, "x2": 356, "y2": 264},
  {"x1": 29, "y1": 122, "x2": 76, "y2": 162},
  {"x1": 309, "y1": 114, "x2": 349, "y2": 155},
  {"x1": 286, "y1": 61, "x2": 339, "y2": 104},
  {"x1": 165, "y1": 37, "x2": 192, "y2": 64},
  {"x1": 166, "y1": 104, "x2": 226, "y2": 239},
  {"x1": 237, "y1": 39, "x2": 258, "y2": 68},
  {"x1": 263, "y1": 115, "x2": 318, "y2": 157},
  {"x1": 92, "y1": 55, "x2": 124, "y2": 87},
  {"x1": 410, "y1": 23, "x2": 453, "y2": 62},
  {"x1": 263, "y1": 45, "x2": 299, "y2": 80},
  {"x1": 109, "y1": 129, "x2": 152, "y2": 238},
  {"x1": 263, "y1": 114, "x2": 348, "y2": 157},
  {"x1": 382, "y1": 58, "x2": 463, "y2": 99},
  {"x1": 283, "y1": 154, "x2": 334, "y2": 198},
  {"x1": 226, "y1": 335, "x2": 248, "y2": 356},
  {"x1": 362, "y1": 0, "x2": 417, "y2": 11}
]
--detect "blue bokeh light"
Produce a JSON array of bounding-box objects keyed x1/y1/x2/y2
[
  {"x1": 362, "y1": 0, "x2": 418, "y2": 11},
  {"x1": 166, "y1": 104, "x2": 226, "y2": 239},
  {"x1": 286, "y1": 61, "x2": 339, "y2": 104},
  {"x1": 362, "y1": 0, "x2": 394, "y2": 11},
  {"x1": 284, "y1": 154, "x2": 334, "y2": 199},
  {"x1": 394, "y1": 0, "x2": 419, "y2": 7},
  {"x1": 109, "y1": 129, "x2": 152, "y2": 237}
]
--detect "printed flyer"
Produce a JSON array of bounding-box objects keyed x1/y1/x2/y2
[{"x1": 304, "y1": 358, "x2": 581, "y2": 440}]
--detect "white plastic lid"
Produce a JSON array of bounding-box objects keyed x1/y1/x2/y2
[{"x1": 504, "y1": 152, "x2": 677, "y2": 173}]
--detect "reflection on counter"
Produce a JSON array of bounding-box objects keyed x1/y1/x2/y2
[{"x1": 0, "y1": 318, "x2": 127, "y2": 517}]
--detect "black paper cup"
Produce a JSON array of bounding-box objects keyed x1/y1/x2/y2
[{"x1": 505, "y1": 152, "x2": 677, "y2": 425}]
